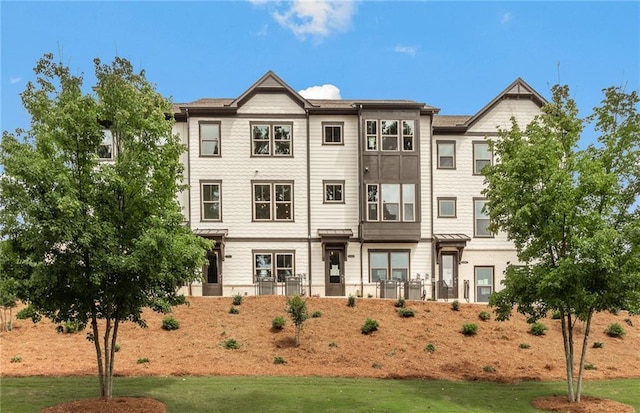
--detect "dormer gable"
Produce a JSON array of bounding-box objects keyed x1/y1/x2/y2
[{"x1": 226, "y1": 70, "x2": 317, "y2": 111}]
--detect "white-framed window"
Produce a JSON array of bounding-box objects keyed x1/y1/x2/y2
[
  {"x1": 253, "y1": 182, "x2": 293, "y2": 221},
  {"x1": 473, "y1": 141, "x2": 492, "y2": 175},
  {"x1": 323, "y1": 181, "x2": 344, "y2": 203},
  {"x1": 437, "y1": 141, "x2": 455, "y2": 169},
  {"x1": 369, "y1": 250, "x2": 410, "y2": 282},
  {"x1": 474, "y1": 198, "x2": 492, "y2": 237},
  {"x1": 366, "y1": 119, "x2": 415, "y2": 151},
  {"x1": 254, "y1": 251, "x2": 294, "y2": 282},
  {"x1": 251, "y1": 123, "x2": 292, "y2": 156},
  {"x1": 200, "y1": 122, "x2": 220, "y2": 156},
  {"x1": 201, "y1": 181, "x2": 221, "y2": 221},
  {"x1": 323, "y1": 122, "x2": 343, "y2": 145},
  {"x1": 475, "y1": 266, "x2": 494, "y2": 303},
  {"x1": 381, "y1": 120, "x2": 398, "y2": 151},
  {"x1": 402, "y1": 120, "x2": 414, "y2": 151},
  {"x1": 367, "y1": 184, "x2": 416, "y2": 222},
  {"x1": 98, "y1": 130, "x2": 113, "y2": 159},
  {"x1": 366, "y1": 120, "x2": 377, "y2": 151},
  {"x1": 437, "y1": 197, "x2": 456, "y2": 218}
]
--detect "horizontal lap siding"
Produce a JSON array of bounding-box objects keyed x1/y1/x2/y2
[
  {"x1": 468, "y1": 98, "x2": 541, "y2": 133},
  {"x1": 237, "y1": 94, "x2": 306, "y2": 115},
  {"x1": 419, "y1": 117, "x2": 432, "y2": 240},
  {"x1": 173, "y1": 122, "x2": 190, "y2": 221}
]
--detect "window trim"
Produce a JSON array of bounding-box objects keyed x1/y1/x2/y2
[
  {"x1": 250, "y1": 122, "x2": 293, "y2": 157},
  {"x1": 366, "y1": 183, "x2": 417, "y2": 222},
  {"x1": 473, "y1": 197, "x2": 493, "y2": 238},
  {"x1": 199, "y1": 121, "x2": 221, "y2": 157},
  {"x1": 322, "y1": 122, "x2": 344, "y2": 145},
  {"x1": 252, "y1": 181, "x2": 294, "y2": 222},
  {"x1": 437, "y1": 197, "x2": 457, "y2": 218},
  {"x1": 200, "y1": 180, "x2": 222, "y2": 222},
  {"x1": 380, "y1": 120, "x2": 399, "y2": 151},
  {"x1": 98, "y1": 129, "x2": 114, "y2": 160},
  {"x1": 253, "y1": 250, "x2": 295, "y2": 283},
  {"x1": 474, "y1": 266, "x2": 494, "y2": 303},
  {"x1": 368, "y1": 250, "x2": 411, "y2": 283},
  {"x1": 472, "y1": 141, "x2": 492, "y2": 175},
  {"x1": 365, "y1": 120, "x2": 378, "y2": 151},
  {"x1": 402, "y1": 120, "x2": 415, "y2": 152},
  {"x1": 437, "y1": 140, "x2": 456, "y2": 169},
  {"x1": 323, "y1": 180, "x2": 345, "y2": 204}
]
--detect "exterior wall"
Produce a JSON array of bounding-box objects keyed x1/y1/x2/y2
[
  {"x1": 173, "y1": 121, "x2": 190, "y2": 221},
  {"x1": 468, "y1": 98, "x2": 540, "y2": 133},
  {"x1": 419, "y1": 116, "x2": 433, "y2": 240},
  {"x1": 237, "y1": 93, "x2": 306, "y2": 115}
]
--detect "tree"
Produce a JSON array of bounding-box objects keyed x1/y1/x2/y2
[
  {"x1": 0, "y1": 54, "x2": 212, "y2": 399},
  {"x1": 484, "y1": 84, "x2": 640, "y2": 402},
  {"x1": 285, "y1": 294, "x2": 308, "y2": 346}
]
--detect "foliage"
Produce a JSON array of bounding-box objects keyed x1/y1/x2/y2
[
  {"x1": 592, "y1": 341, "x2": 604, "y2": 349},
  {"x1": 605, "y1": 323, "x2": 625, "y2": 338},
  {"x1": 0, "y1": 247, "x2": 18, "y2": 332},
  {"x1": 624, "y1": 318, "x2": 633, "y2": 327},
  {"x1": 347, "y1": 295, "x2": 356, "y2": 308},
  {"x1": 271, "y1": 315, "x2": 286, "y2": 330},
  {"x1": 222, "y1": 338, "x2": 240, "y2": 350},
  {"x1": 394, "y1": 297, "x2": 405, "y2": 308},
  {"x1": 273, "y1": 356, "x2": 287, "y2": 365},
  {"x1": 57, "y1": 320, "x2": 86, "y2": 334},
  {"x1": 285, "y1": 294, "x2": 308, "y2": 346},
  {"x1": 361, "y1": 318, "x2": 379, "y2": 334},
  {"x1": 311, "y1": 310, "x2": 322, "y2": 318},
  {"x1": 328, "y1": 342, "x2": 338, "y2": 348},
  {"x1": 113, "y1": 343, "x2": 121, "y2": 352},
  {"x1": 229, "y1": 306, "x2": 239, "y2": 315},
  {"x1": 16, "y1": 305, "x2": 40, "y2": 323},
  {"x1": 161, "y1": 316, "x2": 180, "y2": 331},
  {"x1": 551, "y1": 310, "x2": 562, "y2": 320},
  {"x1": 136, "y1": 358, "x2": 149, "y2": 364},
  {"x1": 478, "y1": 311, "x2": 491, "y2": 321},
  {"x1": 397, "y1": 307, "x2": 415, "y2": 318},
  {"x1": 528, "y1": 322, "x2": 548, "y2": 336},
  {"x1": 584, "y1": 364, "x2": 597, "y2": 370},
  {"x1": 485, "y1": 84, "x2": 640, "y2": 402},
  {"x1": 10, "y1": 356, "x2": 22, "y2": 363},
  {"x1": 451, "y1": 300, "x2": 460, "y2": 311},
  {"x1": 519, "y1": 343, "x2": 531, "y2": 349},
  {"x1": 232, "y1": 294, "x2": 243, "y2": 306},
  {"x1": 461, "y1": 323, "x2": 478, "y2": 336},
  {"x1": 424, "y1": 344, "x2": 436, "y2": 353},
  {"x1": 0, "y1": 53, "x2": 212, "y2": 399}
]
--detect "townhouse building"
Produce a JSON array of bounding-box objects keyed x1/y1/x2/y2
[{"x1": 164, "y1": 71, "x2": 545, "y2": 302}]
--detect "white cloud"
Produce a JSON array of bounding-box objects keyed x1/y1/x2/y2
[
  {"x1": 298, "y1": 84, "x2": 341, "y2": 99},
  {"x1": 501, "y1": 12, "x2": 513, "y2": 24},
  {"x1": 394, "y1": 44, "x2": 417, "y2": 57},
  {"x1": 256, "y1": 23, "x2": 269, "y2": 37},
  {"x1": 10, "y1": 77, "x2": 22, "y2": 84},
  {"x1": 270, "y1": 0, "x2": 358, "y2": 40}
]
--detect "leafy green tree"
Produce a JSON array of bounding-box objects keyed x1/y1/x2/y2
[
  {"x1": 285, "y1": 294, "x2": 308, "y2": 346},
  {"x1": 0, "y1": 54, "x2": 212, "y2": 399},
  {"x1": 484, "y1": 85, "x2": 640, "y2": 402}
]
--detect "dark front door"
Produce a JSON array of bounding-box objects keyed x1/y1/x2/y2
[
  {"x1": 325, "y1": 248, "x2": 345, "y2": 296},
  {"x1": 203, "y1": 250, "x2": 222, "y2": 296},
  {"x1": 439, "y1": 253, "x2": 458, "y2": 299}
]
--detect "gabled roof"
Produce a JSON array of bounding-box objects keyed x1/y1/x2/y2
[{"x1": 226, "y1": 70, "x2": 317, "y2": 110}]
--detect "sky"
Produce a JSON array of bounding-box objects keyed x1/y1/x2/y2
[{"x1": 1, "y1": 1, "x2": 639, "y2": 144}]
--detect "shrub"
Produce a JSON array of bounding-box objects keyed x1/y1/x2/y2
[
  {"x1": 394, "y1": 297, "x2": 405, "y2": 308},
  {"x1": 229, "y1": 306, "x2": 239, "y2": 315},
  {"x1": 592, "y1": 341, "x2": 604, "y2": 349},
  {"x1": 519, "y1": 343, "x2": 531, "y2": 349},
  {"x1": 624, "y1": 318, "x2": 633, "y2": 327},
  {"x1": 311, "y1": 311, "x2": 322, "y2": 318},
  {"x1": 361, "y1": 318, "x2": 379, "y2": 334},
  {"x1": 16, "y1": 305, "x2": 41, "y2": 323},
  {"x1": 10, "y1": 356, "x2": 22, "y2": 363},
  {"x1": 483, "y1": 365, "x2": 496, "y2": 373},
  {"x1": 451, "y1": 300, "x2": 460, "y2": 311},
  {"x1": 347, "y1": 296, "x2": 356, "y2": 308},
  {"x1": 478, "y1": 311, "x2": 491, "y2": 321},
  {"x1": 584, "y1": 364, "x2": 597, "y2": 370},
  {"x1": 397, "y1": 307, "x2": 415, "y2": 318},
  {"x1": 222, "y1": 338, "x2": 241, "y2": 350},
  {"x1": 529, "y1": 322, "x2": 548, "y2": 336},
  {"x1": 367, "y1": 293, "x2": 373, "y2": 299},
  {"x1": 424, "y1": 344, "x2": 436, "y2": 353},
  {"x1": 161, "y1": 316, "x2": 180, "y2": 331},
  {"x1": 551, "y1": 310, "x2": 562, "y2": 319},
  {"x1": 286, "y1": 295, "x2": 309, "y2": 347},
  {"x1": 328, "y1": 342, "x2": 338, "y2": 348},
  {"x1": 605, "y1": 323, "x2": 625, "y2": 338},
  {"x1": 137, "y1": 358, "x2": 149, "y2": 364},
  {"x1": 272, "y1": 315, "x2": 286, "y2": 330},
  {"x1": 57, "y1": 320, "x2": 85, "y2": 334},
  {"x1": 273, "y1": 356, "x2": 287, "y2": 365},
  {"x1": 232, "y1": 293, "x2": 243, "y2": 306},
  {"x1": 372, "y1": 362, "x2": 382, "y2": 369},
  {"x1": 461, "y1": 323, "x2": 478, "y2": 336}
]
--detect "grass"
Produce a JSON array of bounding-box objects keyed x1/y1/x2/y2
[{"x1": 1, "y1": 376, "x2": 639, "y2": 412}]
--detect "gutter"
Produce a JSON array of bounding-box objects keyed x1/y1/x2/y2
[{"x1": 306, "y1": 109, "x2": 312, "y2": 295}]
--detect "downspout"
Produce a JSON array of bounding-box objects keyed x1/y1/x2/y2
[
  {"x1": 185, "y1": 107, "x2": 193, "y2": 296},
  {"x1": 430, "y1": 112, "x2": 436, "y2": 300},
  {"x1": 357, "y1": 104, "x2": 364, "y2": 296},
  {"x1": 306, "y1": 109, "x2": 312, "y2": 295}
]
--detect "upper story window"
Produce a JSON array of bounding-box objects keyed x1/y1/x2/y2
[
  {"x1": 98, "y1": 130, "x2": 113, "y2": 160},
  {"x1": 324, "y1": 181, "x2": 344, "y2": 204},
  {"x1": 437, "y1": 141, "x2": 455, "y2": 169},
  {"x1": 366, "y1": 183, "x2": 415, "y2": 222},
  {"x1": 437, "y1": 197, "x2": 457, "y2": 218},
  {"x1": 473, "y1": 142, "x2": 492, "y2": 175},
  {"x1": 402, "y1": 120, "x2": 414, "y2": 151},
  {"x1": 251, "y1": 123, "x2": 292, "y2": 157},
  {"x1": 366, "y1": 119, "x2": 415, "y2": 152},
  {"x1": 474, "y1": 198, "x2": 492, "y2": 237},
  {"x1": 253, "y1": 182, "x2": 293, "y2": 221},
  {"x1": 381, "y1": 120, "x2": 398, "y2": 150},
  {"x1": 201, "y1": 181, "x2": 221, "y2": 221},
  {"x1": 323, "y1": 122, "x2": 343, "y2": 145},
  {"x1": 200, "y1": 122, "x2": 221, "y2": 157}
]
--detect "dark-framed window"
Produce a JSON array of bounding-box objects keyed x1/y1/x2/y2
[
  {"x1": 473, "y1": 198, "x2": 492, "y2": 237},
  {"x1": 200, "y1": 121, "x2": 221, "y2": 156},
  {"x1": 473, "y1": 141, "x2": 492, "y2": 175},
  {"x1": 365, "y1": 119, "x2": 415, "y2": 152},
  {"x1": 437, "y1": 141, "x2": 456, "y2": 169},
  {"x1": 366, "y1": 183, "x2": 415, "y2": 222},
  {"x1": 252, "y1": 181, "x2": 293, "y2": 221},
  {"x1": 251, "y1": 123, "x2": 292, "y2": 156},
  {"x1": 322, "y1": 122, "x2": 343, "y2": 145},
  {"x1": 98, "y1": 130, "x2": 113, "y2": 159},
  {"x1": 475, "y1": 266, "x2": 494, "y2": 303},
  {"x1": 201, "y1": 181, "x2": 221, "y2": 221},
  {"x1": 437, "y1": 197, "x2": 457, "y2": 218},
  {"x1": 402, "y1": 120, "x2": 414, "y2": 151},
  {"x1": 369, "y1": 250, "x2": 410, "y2": 282},
  {"x1": 323, "y1": 180, "x2": 345, "y2": 203},
  {"x1": 254, "y1": 251, "x2": 294, "y2": 282}
]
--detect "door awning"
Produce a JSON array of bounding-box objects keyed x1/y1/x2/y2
[
  {"x1": 433, "y1": 234, "x2": 471, "y2": 263},
  {"x1": 318, "y1": 229, "x2": 353, "y2": 261}
]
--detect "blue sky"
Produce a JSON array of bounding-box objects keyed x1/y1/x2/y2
[{"x1": 1, "y1": 1, "x2": 639, "y2": 142}]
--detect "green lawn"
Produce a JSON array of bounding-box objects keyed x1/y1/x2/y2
[{"x1": 1, "y1": 376, "x2": 638, "y2": 412}]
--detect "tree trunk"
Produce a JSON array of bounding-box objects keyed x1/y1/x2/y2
[
  {"x1": 90, "y1": 308, "x2": 106, "y2": 398},
  {"x1": 103, "y1": 317, "x2": 113, "y2": 399},
  {"x1": 561, "y1": 311, "x2": 576, "y2": 402},
  {"x1": 576, "y1": 311, "x2": 593, "y2": 403}
]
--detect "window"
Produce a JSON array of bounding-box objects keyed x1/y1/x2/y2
[
  {"x1": 254, "y1": 252, "x2": 294, "y2": 282},
  {"x1": 253, "y1": 182, "x2": 293, "y2": 221},
  {"x1": 475, "y1": 266, "x2": 494, "y2": 303},
  {"x1": 367, "y1": 184, "x2": 416, "y2": 222},
  {"x1": 323, "y1": 181, "x2": 344, "y2": 203},
  {"x1": 366, "y1": 119, "x2": 415, "y2": 151},
  {"x1": 200, "y1": 122, "x2": 220, "y2": 156},
  {"x1": 473, "y1": 142, "x2": 492, "y2": 174},
  {"x1": 474, "y1": 198, "x2": 492, "y2": 237},
  {"x1": 251, "y1": 123, "x2": 292, "y2": 156},
  {"x1": 98, "y1": 130, "x2": 113, "y2": 159},
  {"x1": 366, "y1": 120, "x2": 377, "y2": 151},
  {"x1": 437, "y1": 141, "x2": 455, "y2": 169},
  {"x1": 201, "y1": 182, "x2": 221, "y2": 221},
  {"x1": 323, "y1": 122, "x2": 343, "y2": 145},
  {"x1": 437, "y1": 198, "x2": 457, "y2": 218},
  {"x1": 369, "y1": 251, "x2": 410, "y2": 282},
  {"x1": 402, "y1": 120, "x2": 414, "y2": 151},
  {"x1": 381, "y1": 120, "x2": 398, "y2": 151}
]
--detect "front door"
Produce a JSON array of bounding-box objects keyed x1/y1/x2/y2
[
  {"x1": 439, "y1": 253, "x2": 458, "y2": 299},
  {"x1": 203, "y1": 250, "x2": 222, "y2": 296},
  {"x1": 325, "y1": 248, "x2": 345, "y2": 296}
]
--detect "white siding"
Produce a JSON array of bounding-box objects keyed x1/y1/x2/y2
[
  {"x1": 419, "y1": 116, "x2": 433, "y2": 240},
  {"x1": 237, "y1": 93, "x2": 306, "y2": 115},
  {"x1": 468, "y1": 98, "x2": 540, "y2": 133}
]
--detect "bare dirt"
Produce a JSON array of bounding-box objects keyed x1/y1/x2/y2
[{"x1": 2, "y1": 296, "x2": 639, "y2": 412}]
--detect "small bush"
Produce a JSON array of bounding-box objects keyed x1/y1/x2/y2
[
  {"x1": 57, "y1": 320, "x2": 85, "y2": 334},
  {"x1": 347, "y1": 296, "x2": 356, "y2": 308},
  {"x1": 451, "y1": 300, "x2": 460, "y2": 311},
  {"x1": 162, "y1": 316, "x2": 180, "y2": 331},
  {"x1": 605, "y1": 323, "x2": 625, "y2": 338},
  {"x1": 273, "y1": 356, "x2": 287, "y2": 365},
  {"x1": 114, "y1": 343, "x2": 121, "y2": 352},
  {"x1": 483, "y1": 365, "x2": 496, "y2": 373},
  {"x1": 519, "y1": 343, "x2": 531, "y2": 349},
  {"x1": 10, "y1": 356, "x2": 22, "y2": 363},
  {"x1": 137, "y1": 358, "x2": 149, "y2": 364},
  {"x1": 232, "y1": 293, "x2": 243, "y2": 306},
  {"x1": 461, "y1": 323, "x2": 478, "y2": 336},
  {"x1": 397, "y1": 307, "x2": 415, "y2": 318},
  {"x1": 551, "y1": 310, "x2": 562, "y2": 319},
  {"x1": 584, "y1": 364, "x2": 597, "y2": 370},
  {"x1": 592, "y1": 341, "x2": 604, "y2": 349},
  {"x1": 229, "y1": 306, "x2": 239, "y2": 315},
  {"x1": 222, "y1": 338, "x2": 241, "y2": 350},
  {"x1": 529, "y1": 322, "x2": 548, "y2": 336},
  {"x1": 394, "y1": 297, "x2": 405, "y2": 308},
  {"x1": 367, "y1": 293, "x2": 373, "y2": 298},
  {"x1": 424, "y1": 344, "x2": 436, "y2": 353},
  {"x1": 372, "y1": 362, "x2": 382, "y2": 369},
  {"x1": 272, "y1": 315, "x2": 286, "y2": 330},
  {"x1": 328, "y1": 342, "x2": 338, "y2": 348},
  {"x1": 624, "y1": 318, "x2": 633, "y2": 327},
  {"x1": 312, "y1": 311, "x2": 322, "y2": 318},
  {"x1": 16, "y1": 305, "x2": 41, "y2": 323},
  {"x1": 478, "y1": 311, "x2": 491, "y2": 321},
  {"x1": 361, "y1": 318, "x2": 379, "y2": 335}
]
